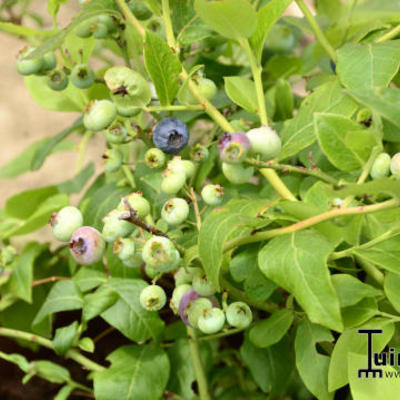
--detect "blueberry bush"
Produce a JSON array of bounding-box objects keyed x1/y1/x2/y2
[{"x1": 1, "y1": 0, "x2": 400, "y2": 399}]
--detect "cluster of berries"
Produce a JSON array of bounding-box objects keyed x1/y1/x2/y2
[
  {"x1": 219, "y1": 126, "x2": 282, "y2": 184},
  {"x1": 370, "y1": 152, "x2": 400, "y2": 179}
]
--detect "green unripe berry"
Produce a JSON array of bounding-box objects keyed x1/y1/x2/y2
[
  {"x1": 145, "y1": 263, "x2": 159, "y2": 278},
  {"x1": 201, "y1": 184, "x2": 224, "y2": 206},
  {"x1": 102, "y1": 210, "x2": 134, "y2": 243},
  {"x1": 84, "y1": 100, "x2": 117, "y2": 131},
  {"x1": 142, "y1": 236, "x2": 180, "y2": 272},
  {"x1": 174, "y1": 267, "x2": 200, "y2": 286},
  {"x1": 97, "y1": 15, "x2": 116, "y2": 34},
  {"x1": 102, "y1": 148, "x2": 123, "y2": 173},
  {"x1": 222, "y1": 162, "x2": 254, "y2": 184},
  {"x1": 246, "y1": 126, "x2": 282, "y2": 160},
  {"x1": 161, "y1": 169, "x2": 186, "y2": 195},
  {"x1": 168, "y1": 157, "x2": 195, "y2": 179},
  {"x1": 70, "y1": 64, "x2": 95, "y2": 89},
  {"x1": 47, "y1": 69, "x2": 69, "y2": 91},
  {"x1": 226, "y1": 301, "x2": 252, "y2": 329},
  {"x1": 118, "y1": 192, "x2": 151, "y2": 219},
  {"x1": 92, "y1": 21, "x2": 109, "y2": 39},
  {"x1": 198, "y1": 307, "x2": 225, "y2": 334},
  {"x1": 113, "y1": 237, "x2": 136, "y2": 260},
  {"x1": 122, "y1": 253, "x2": 143, "y2": 268},
  {"x1": 50, "y1": 206, "x2": 83, "y2": 242},
  {"x1": 190, "y1": 144, "x2": 209, "y2": 162},
  {"x1": 171, "y1": 284, "x2": 192, "y2": 313},
  {"x1": 192, "y1": 274, "x2": 216, "y2": 296},
  {"x1": 40, "y1": 52, "x2": 57, "y2": 72},
  {"x1": 390, "y1": 153, "x2": 400, "y2": 178},
  {"x1": 74, "y1": 18, "x2": 96, "y2": 38},
  {"x1": 139, "y1": 285, "x2": 167, "y2": 311},
  {"x1": 181, "y1": 78, "x2": 217, "y2": 104},
  {"x1": 103, "y1": 121, "x2": 128, "y2": 144},
  {"x1": 187, "y1": 298, "x2": 213, "y2": 328},
  {"x1": 145, "y1": 148, "x2": 166, "y2": 168},
  {"x1": 16, "y1": 47, "x2": 43, "y2": 76},
  {"x1": 370, "y1": 153, "x2": 391, "y2": 179},
  {"x1": 161, "y1": 198, "x2": 189, "y2": 226},
  {"x1": 128, "y1": 0, "x2": 152, "y2": 20}
]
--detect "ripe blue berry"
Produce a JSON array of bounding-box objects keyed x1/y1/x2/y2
[
  {"x1": 145, "y1": 148, "x2": 166, "y2": 168},
  {"x1": 161, "y1": 169, "x2": 186, "y2": 195},
  {"x1": 69, "y1": 226, "x2": 105, "y2": 265},
  {"x1": 198, "y1": 307, "x2": 225, "y2": 334},
  {"x1": 102, "y1": 148, "x2": 123, "y2": 173},
  {"x1": 370, "y1": 153, "x2": 391, "y2": 179},
  {"x1": 201, "y1": 184, "x2": 224, "y2": 206},
  {"x1": 50, "y1": 206, "x2": 83, "y2": 242},
  {"x1": 142, "y1": 236, "x2": 180, "y2": 272},
  {"x1": 187, "y1": 298, "x2": 213, "y2": 328},
  {"x1": 222, "y1": 162, "x2": 254, "y2": 184},
  {"x1": 190, "y1": 144, "x2": 209, "y2": 162},
  {"x1": 391, "y1": 153, "x2": 400, "y2": 178},
  {"x1": 118, "y1": 192, "x2": 151, "y2": 219},
  {"x1": 102, "y1": 210, "x2": 134, "y2": 243},
  {"x1": 153, "y1": 118, "x2": 189, "y2": 154},
  {"x1": 84, "y1": 100, "x2": 117, "y2": 131},
  {"x1": 47, "y1": 69, "x2": 69, "y2": 91},
  {"x1": 70, "y1": 64, "x2": 95, "y2": 89},
  {"x1": 161, "y1": 198, "x2": 189, "y2": 226},
  {"x1": 192, "y1": 273, "x2": 216, "y2": 296},
  {"x1": 219, "y1": 132, "x2": 250, "y2": 164},
  {"x1": 16, "y1": 47, "x2": 43, "y2": 76},
  {"x1": 139, "y1": 285, "x2": 167, "y2": 311},
  {"x1": 113, "y1": 237, "x2": 136, "y2": 260},
  {"x1": 246, "y1": 126, "x2": 282, "y2": 160},
  {"x1": 171, "y1": 284, "x2": 192, "y2": 314},
  {"x1": 226, "y1": 302, "x2": 252, "y2": 329},
  {"x1": 103, "y1": 121, "x2": 128, "y2": 144}
]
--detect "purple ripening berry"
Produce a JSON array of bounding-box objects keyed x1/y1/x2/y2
[
  {"x1": 218, "y1": 132, "x2": 250, "y2": 164},
  {"x1": 69, "y1": 226, "x2": 106, "y2": 265}
]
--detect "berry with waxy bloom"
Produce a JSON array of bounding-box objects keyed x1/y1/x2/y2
[
  {"x1": 139, "y1": 285, "x2": 166, "y2": 311},
  {"x1": 50, "y1": 206, "x2": 83, "y2": 242},
  {"x1": 246, "y1": 126, "x2": 282, "y2": 160},
  {"x1": 219, "y1": 132, "x2": 250, "y2": 164},
  {"x1": 198, "y1": 307, "x2": 225, "y2": 334},
  {"x1": 69, "y1": 226, "x2": 105, "y2": 265},
  {"x1": 226, "y1": 301, "x2": 253, "y2": 329},
  {"x1": 201, "y1": 184, "x2": 224, "y2": 206}
]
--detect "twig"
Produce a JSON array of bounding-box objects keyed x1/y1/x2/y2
[{"x1": 32, "y1": 276, "x2": 70, "y2": 287}]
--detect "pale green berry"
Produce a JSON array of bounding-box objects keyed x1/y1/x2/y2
[
  {"x1": 102, "y1": 210, "x2": 134, "y2": 243},
  {"x1": 201, "y1": 184, "x2": 224, "y2": 206},
  {"x1": 222, "y1": 162, "x2": 254, "y2": 184},
  {"x1": 192, "y1": 274, "x2": 216, "y2": 296},
  {"x1": 246, "y1": 126, "x2": 282, "y2": 160},
  {"x1": 142, "y1": 236, "x2": 180, "y2": 272},
  {"x1": 83, "y1": 100, "x2": 117, "y2": 132},
  {"x1": 198, "y1": 307, "x2": 225, "y2": 334},
  {"x1": 161, "y1": 169, "x2": 186, "y2": 195},
  {"x1": 187, "y1": 298, "x2": 213, "y2": 328},
  {"x1": 171, "y1": 284, "x2": 192, "y2": 314},
  {"x1": 226, "y1": 301, "x2": 252, "y2": 329},
  {"x1": 113, "y1": 237, "x2": 135, "y2": 260},
  {"x1": 168, "y1": 157, "x2": 196, "y2": 179},
  {"x1": 390, "y1": 153, "x2": 400, "y2": 178},
  {"x1": 370, "y1": 153, "x2": 391, "y2": 179},
  {"x1": 50, "y1": 206, "x2": 83, "y2": 242},
  {"x1": 139, "y1": 285, "x2": 166, "y2": 311},
  {"x1": 118, "y1": 192, "x2": 150, "y2": 219},
  {"x1": 145, "y1": 148, "x2": 166, "y2": 168},
  {"x1": 161, "y1": 198, "x2": 189, "y2": 226}
]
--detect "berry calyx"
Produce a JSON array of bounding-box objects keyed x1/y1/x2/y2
[
  {"x1": 190, "y1": 144, "x2": 209, "y2": 162},
  {"x1": 370, "y1": 153, "x2": 391, "y2": 179},
  {"x1": 47, "y1": 69, "x2": 69, "y2": 91},
  {"x1": 139, "y1": 285, "x2": 167, "y2": 311},
  {"x1": 246, "y1": 126, "x2": 282, "y2": 160},
  {"x1": 69, "y1": 226, "x2": 105, "y2": 265},
  {"x1": 70, "y1": 64, "x2": 95, "y2": 89},
  {"x1": 83, "y1": 100, "x2": 117, "y2": 132},
  {"x1": 219, "y1": 132, "x2": 250, "y2": 164},
  {"x1": 49, "y1": 206, "x2": 83, "y2": 242},
  {"x1": 153, "y1": 118, "x2": 189, "y2": 154},
  {"x1": 145, "y1": 148, "x2": 166, "y2": 169},
  {"x1": 226, "y1": 301, "x2": 252, "y2": 329},
  {"x1": 201, "y1": 184, "x2": 224, "y2": 206},
  {"x1": 103, "y1": 121, "x2": 128, "y2": 144},
  {"x1": 198, "y1": 307, "x2": 225, "y2": 334},
  {"x1": 161, "y1": 198, "x2": 189, "y2": 226}
]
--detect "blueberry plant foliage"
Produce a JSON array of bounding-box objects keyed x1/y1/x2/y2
[{"x1": 1, "y1": 0, "x2": 400, "y2": 399}]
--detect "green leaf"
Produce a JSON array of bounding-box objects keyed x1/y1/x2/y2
[
  {"x1": 337, "y1": 40, "x2": 400, "y2": 90},
  {"x1": 240, "y1": 334, "x2": 294, "y2": 396},
  {"x1": 0, "y1": 22, "x2": 54, "y2": 37},
  {"x1": 83, "y1": 183, "x2": 130, "y2": 230},
  {"x1": 249, "y1": 309, "x2": 293, "y2": 348},
  {"x1": 31, "y1": 360, "x2": 70, "y2": 384},
  {"x1": 224, "y1": 76, "x2": 258, "y2": 113},
  {"x1": 0, "y1": 351, "x2": 29, "y2": 372},
  {"x1": 83, "y1": 285, "x2": 119, "y2": 321},
  {"x1": 31, "y1": 118, "x2": 83, "y2": 170},
  {"x1": 332, "y1": 274, "x2": 381, "y2": 308},
  {"x1": 199, "y1": 199, "x2": 269, "y2": 290},
  {"x1": 342, "y1": 298, "x2": 378, "y2": 329},
  {"x1": 250, "y1": 0, "x2": 292, "y2": 62},
  {"x1": 58, "y1": 163, "x2": 95, "y2": 194},
  {"x1": 53, "y1": 321, "x2": 78, "y2": 356},
  {"x1": 315, "y1": 113, "x2": 376, "y2": 171},
  {"x1": 355, "y1": 235, "x2": 400, "y2": 273},
  {"x1": 6, "y1": 243, "x2": 45, "y2": 303},
  {"x1": 295, "y1": 319, "x2": 334, "y2": 400},
  {"x1": 328, "y1": 317, "x2": 394, "y2": 391},
  {"x1": 144, "y1": 31, "x2": 182, "y2": 106},
  {"x1": 274, "y1": 78, "x2": 294, "y2": 121},
  {"x1": 194, "y1": 0, "x2": 257, "y2": 40},
  {"x1": 0, "y1": 137, "x2": 74, "y2": 179},
  {"x1": 101, "y1": 278, "x2": 164, "y2": 342},
  {"x1": 348, "y1": 352, "x2": 400, "y2": 399},
  {"x1": 54, "y1": 385, "x2": 74, "y2": 400},
  {"x1": 78, "y1": 337, "x2": 95, "y2": 353},
  {"x1": 33, "y1": 281, "x2": 83, "y2": 326},
  {"x1": 5, "y1": 186, "x2": 58, "y2": 219},
  {"x1": 93, "y1": 344, "x2": 170, "y2": 400},
  {"x1": 73, "y1": 267, "x2": 107, "y2": 292},
  {"x1": 349, "y1": 87, "x2": 400, "y2": 129},
  {"x1": 48, "y1": 0, "x2": 68, "y2": 23},
  {"x1": 279, "y1": 80, "x2": 358, "y2": 160},
  {"x1": 258, "y1": 231, "x2": 343, "y2": 331},
  {"x1": 384, "y1": 272, "x2": 400, "y2": 312},
  {"x1": 3, "y1": 194, "x2": 69, "y2": 239}
]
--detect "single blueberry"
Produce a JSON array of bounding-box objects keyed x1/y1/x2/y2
[
  {"x1": 330, "y1": 60, "x2": 336, "y2": 74},
  {"x1": 153, "y1": 118, "x2": 189, "y2": 154}
]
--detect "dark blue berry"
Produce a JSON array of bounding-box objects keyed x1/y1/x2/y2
[{"x1": 153, "y1": 118, "x2": 189, "y2": 154}]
